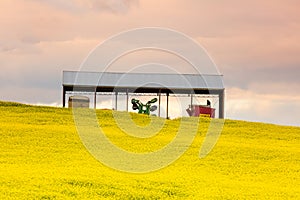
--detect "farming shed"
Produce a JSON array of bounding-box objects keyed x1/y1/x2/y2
[{"x1": 62, "y1": 71, "x2": 225, "y2": 119}]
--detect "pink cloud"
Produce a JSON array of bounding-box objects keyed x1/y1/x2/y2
[{"x1": 36, "y1": 0, "x2": 139, "y2": 14}]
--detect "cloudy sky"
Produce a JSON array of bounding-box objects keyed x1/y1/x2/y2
[{"x1": 1, "y1": 0, "x2": 299, "y2": 126}]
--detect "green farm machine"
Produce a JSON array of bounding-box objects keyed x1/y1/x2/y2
[{"x1": 131, "y1": 98, "x2": 158, "y2": 115}]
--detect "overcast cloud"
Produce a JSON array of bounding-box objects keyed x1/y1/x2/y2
[{"x1": 0, "y1": 0, "x2": 299, "y2": 126}]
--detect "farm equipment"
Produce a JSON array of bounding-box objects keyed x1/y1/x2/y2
[
  {"x1": 131, "y1": 98, "x2": 158, "y2": 115},
  {"x1": 186, "y1": 100, "x2": 215, "y2": 118}
]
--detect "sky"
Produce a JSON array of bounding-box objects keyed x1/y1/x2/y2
[{"x1": 1, "y1": 0, "x2": 300, "y2": 126}]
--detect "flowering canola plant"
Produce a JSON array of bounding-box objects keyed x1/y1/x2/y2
[{"x1": 0, "y1": 101, "x2": 299, "y2": 199}]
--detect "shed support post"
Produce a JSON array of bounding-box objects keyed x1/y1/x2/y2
[
  {"x1": 166, "y1": 93, "x2": 169, "y2": 119},
  {"x1": 126, "y1": 89, "x2": 129, "y2": 112},
  {"x1": 115, "y1": 92, "x2": 118, "y2": 110},
  {"x1": 63, "y1": 86, "x2": 66, "y2": 108},
  {"x1": 94, "y1": 90, "x2": 97, "y2": 109},
  {"x1": 158, "y1": 90, "x2": 161, "y2": 117},
  {"x1": 190, "y1": 92, "x2": 193, "y2": 107},
  {"x1": 219, "y1": 89, "x2": 225, "y2": 119}
]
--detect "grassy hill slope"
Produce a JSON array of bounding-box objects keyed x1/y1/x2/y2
[{"x1": 0, "y1": 101, "x2": 299, "y2": 199}]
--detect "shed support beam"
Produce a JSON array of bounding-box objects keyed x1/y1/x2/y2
[
  {"x1": 158, "y1": 90, "x2": 161, "y2": 117},
  {"x1": 219, "y1": 89, "x2": 225, "y2": 119},
  {"x1": 166, "y1": 93, "x2": 169, "y2": 119},
  {"x1": 190, "y1": 92, "x2": 193, "y2": 106},
  {"x1": 115, "y1": 92, "x2": 118, "y2": 110},
  {"x1": 126, "y1": 89, "x2": 129, "y2": 112},
  {"x1": 63, "y1": 86, "x2": 66, "y2": 108},
  {"x1": 94, "y1": 90, "x2": 97, "y2": 109}
]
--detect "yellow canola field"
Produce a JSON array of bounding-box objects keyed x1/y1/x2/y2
[{"x1": 0, "y1": 102, "x2": 299, "y2": 199}]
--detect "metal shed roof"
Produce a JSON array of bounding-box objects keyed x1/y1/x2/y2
[{"x1": 63, "y1": 71, "x2": 224, "y2": 90}]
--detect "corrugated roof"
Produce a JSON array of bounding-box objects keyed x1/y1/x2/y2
[{"x1": 63, "y1": 71, "x2": 224, "y2": 90}]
